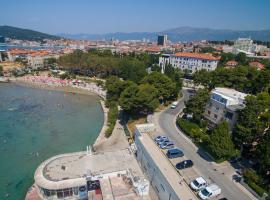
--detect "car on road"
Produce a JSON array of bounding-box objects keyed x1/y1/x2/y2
[
  {"x1": 154, "y1": 135, "x2": 168, "y2": 142},
  {"x1": 198, "y1": 183, "x2": 221, "y2": 199},
  {"x1": 171, "y1": 101, "x2": 178, "y2": 109},
  {"x1": 157, "y1": 138, "x2": 170, "y2": 145},
  {"x1": 176, "y1": 160, "x2": 193, "y2": 169},
  {"x1": 160, "y1": 141, "x2": 174, "y2": 149},
  {"x1": 190, "y1": 177, "x2": 207, "y2": 191},
  {"x1": 218, "y1": 198, "x2": 228, "y2": 200},
  {"x1": 166, "y1": 148, "x2": 184, "y2": 158}
]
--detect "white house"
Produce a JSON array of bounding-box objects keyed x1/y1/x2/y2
[
  {"x1": 204, "y1": 87, "x2": 247, "y2": 129},
  {"x1": 159, "y1": 52, "x2": 219, "y2": 73}
]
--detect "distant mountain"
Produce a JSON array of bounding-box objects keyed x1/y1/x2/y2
[
  {"x1": 59, "y1": 27, "x2": 270, "y2": 42},
  {"x1": 0, "y1": 26, "x2": 61, "y2": 41}
]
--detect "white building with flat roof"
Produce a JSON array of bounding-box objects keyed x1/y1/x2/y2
[
  {"x1": 159, "y1": 52, "x2": 219, "y2": 74},
  {"x1": 204, "y1": 87, "x2": 247, "y2": 129},
  {"x1": 134, "y1": 124, "x2": 198, "y2": 200},
  {"x1": 33, "y1": 149, "x2": 149, "y2": 200}
]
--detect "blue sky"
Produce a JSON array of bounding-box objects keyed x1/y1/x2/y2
[{"x1": 1, "y1": 0, "x2": 270, "y2": 34}]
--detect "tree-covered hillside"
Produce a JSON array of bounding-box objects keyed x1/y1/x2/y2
[{"x1": 0, "y1": 25, "x2": 60, "y2": 41}]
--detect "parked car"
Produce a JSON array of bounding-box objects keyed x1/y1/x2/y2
[
  {"x1": 166, "y1": 148, "x2": 184, "y2": 159},
  {"x1": 157, "y1": 138, "x2": 170, "y2": 145},
  {"x1": 198, "y1": 183, "x2": 221, "y2": 199},
  {"x1": 176, "y1": 160, "x2": 193, "y2": 169},
  {"x1": 190, "y1": 177, "x2": 207, "y2": 191},
  {"x1": 171, "y1": 101, "x2": 178, "y2": 109},
  {"x1": 218, "y1": 198, "x2": 228, "y2": 200},
  {"x1": 154, "y1": 135, "x2": 168, "y2": 142},
  {"x1": 160, "y1": 141, "x2": 174, "y2": 149}
]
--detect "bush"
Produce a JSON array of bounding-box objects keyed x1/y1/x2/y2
[
  {"x1": 105, "y1": 104, "x2": 118, "y2": 137},
  {"x1": 176, "y1": 118, "x2": 208, "y2": 143},
  {"x1": 248, "y1": 182, "x2": 265, "y2": 197},
  {"x1": 243, "y1": 168, "x2": 269, "y2": 197}
]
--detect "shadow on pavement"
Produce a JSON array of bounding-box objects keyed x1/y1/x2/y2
[{"x1": 196, "y1": 147, "x2": 213, "y2": 162}]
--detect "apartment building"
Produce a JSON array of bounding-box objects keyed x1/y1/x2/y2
[
  {"x1": 204, "y1": 87, "x2": 247, "y2": 129},
  {"x1": 159, "y1": 52, "x2": 219, "y2": 73}
]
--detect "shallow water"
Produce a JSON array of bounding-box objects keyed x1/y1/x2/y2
[{"x1": 0, "y1": 83, "x2": 104, "y2": 200}]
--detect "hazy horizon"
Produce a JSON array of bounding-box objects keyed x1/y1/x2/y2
[{"x1": 1, "y1": 0, "x2": 270, "y2": 35}]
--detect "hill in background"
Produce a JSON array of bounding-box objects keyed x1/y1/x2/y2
[
  {"x1": 60, "y1": 26, "x2": 270, "y2": 42},
  {"x1": 0, "y1": 25, "x2": 61, "y2": 41}
]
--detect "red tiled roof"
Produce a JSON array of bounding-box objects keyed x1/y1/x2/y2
[
  {"x1": 145, "y1": 46, "x2": 161, "y2": 52},
  {"x1": 226, "y1": 60, "x2": 238, "y2": 66},
  {"x1": 173, "y1": 52, "x2": 219, "y2": 61},
  {"x1": 249, "y1": 61, "x2": 264, "y2": 70}
]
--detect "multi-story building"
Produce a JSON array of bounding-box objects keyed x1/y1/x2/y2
[
  {"x1": 204, "y1": 87, "x2": 247, "y2": 129},
  {"x1": 159, "y1": 52, "x2": 219, "y2": 73},
  {"x1": 134, "y1": 124, "x2": 197, "y2": 200},
  {"x1": 233, "y1": 38, "x2": 255, "y2": 55},
  {"x1": 157, "y1": 35, "x2": 168, "y2": 46}
]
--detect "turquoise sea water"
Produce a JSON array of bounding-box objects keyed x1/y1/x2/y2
[{"x1": 0, "y1": 84, "x2": 104, "y2": 200}]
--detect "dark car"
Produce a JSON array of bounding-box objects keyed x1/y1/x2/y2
[
  {"x1": 219, "y1": 198, "x2": 228, "y2": 200},
  {"x1": 166, "y1": 148, "x2": 184, "y2": 159},
  {"x1": 176, "y1": 160, "x2": 193, "y2": 169}
]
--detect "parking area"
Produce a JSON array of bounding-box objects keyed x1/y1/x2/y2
[{"x1": 151, "y1": 133, "x2": 225, "y2": 200}]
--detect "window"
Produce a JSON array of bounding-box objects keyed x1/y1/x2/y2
[
  {"x1": 214, "y1": 114, "x2": 218, "y2": 119},
  {"x1": 208, "y1": 110, "x2": 211, "y2": 115}
]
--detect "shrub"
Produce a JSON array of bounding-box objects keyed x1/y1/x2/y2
[
  {"x1": 177, "y1": 118, "x2": 208, "y2": 143},
  {"x1": 248, "y1": 181, "x2": 265, "y2": 197},
  {"x1": 105, "y1": 104, "x2": 118, "y2": 137}
]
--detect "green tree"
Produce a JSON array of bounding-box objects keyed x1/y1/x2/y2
[
  {"x1": 151, "y1": 64, "x2": 161, "y2": 72},
  {"x1": 193, "y1": 69, "x2": 213, "y2": 88},
  {"x1": 219, "y1": 52, "x2": 235, "y2": 65},
  {"x1": 256, "y1": 130, "x2": 270, "y2": 178},
  {"x1": 119, "y1": 58, "x2": 147, "y2": 83},
  {"x1": 141, "y1": 72, "x2": 177, "y2": 102},
  {"x1": 235, "y1": 52, "x2": 247, "y2": 65},
  {"x1": 119, "y1": 83, "x2": 139, "y2": 112},
  {"x1": 184, "y1": 89, "x2": 209, "y2": 123},
  {"x1": 119, "y1": 83, "x2": 159, "y2": 115},
  {"x1": 234, "y1": 93, "x2": 270, "y2": 153},
  {"x1": 105, "y1": 76, "x2": 133, "y2": 103},
  {"x1": 208, "y1": 122, "x2": 237, "y2": 160}
]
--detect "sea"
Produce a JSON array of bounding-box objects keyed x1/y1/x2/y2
[{"x1": 0, "y1": 83, "x2": 104, "y2": 200}]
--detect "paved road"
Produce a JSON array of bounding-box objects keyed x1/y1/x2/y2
[{"x1": 157, "y1": 88, "x2": 256, "y2": 200}]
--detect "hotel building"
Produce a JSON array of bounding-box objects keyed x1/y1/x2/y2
[{"x1": 159, "y1": 52, "x2": 219, "y2": 74}]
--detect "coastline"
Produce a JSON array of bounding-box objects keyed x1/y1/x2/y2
[{"x1": 9, "y1": 78, "x2": 109, "y2": 148}]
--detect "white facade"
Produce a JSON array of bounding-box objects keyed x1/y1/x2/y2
[
  {"x1": 233, "y1": 38, "x2": 255, "y2": 54},
  {"x1": 204, "y1": 87, "x2": 247, "y2": 129},
  {"x1": 134, "y1": 124, "x2": 197, "y2": 200},
  {"x1": 27, "y1": 55, "x2": 59, "y2": 69},
  {"x1": 159, "y1": 52, "x2": 219, "y2": 74}
]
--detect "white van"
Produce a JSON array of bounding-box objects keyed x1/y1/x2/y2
[
  {"x1": 190, "y1": 177, "x2": 207, "y2": 191},
  {"x1": 171, "y1": 101, "x2": 178, "y2": 109},
  {"x1": 198, "y1": 183, "x2": 221, "y2": 199}
]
